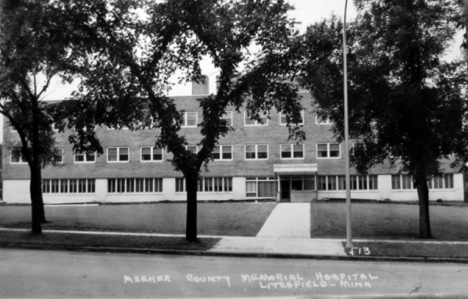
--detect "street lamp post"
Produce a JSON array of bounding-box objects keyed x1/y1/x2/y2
[{"x1": 343, "y1": 0, "x2": 353, "y2": 248}]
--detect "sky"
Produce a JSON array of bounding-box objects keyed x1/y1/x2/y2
[{"x1": 0, "y1": 0, "x2": 463, "y2": 141}]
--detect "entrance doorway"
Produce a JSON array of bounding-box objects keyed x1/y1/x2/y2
[
  {"x1": 280, "y1": 179, "x2": 291, "y2": 202},
  {"x1": 279, "y1": 175, "x2": 317, "y2": 202}
]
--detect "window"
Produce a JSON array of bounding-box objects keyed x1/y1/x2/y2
[
  {"x1": 319, "y1": 175, "x2": 377, "y2": 191},
  {"x1": 42, "y1": 179, "x2": 96, "y2": 193},
  {"x1": 444, "y1": 174, "x2": 454, "y2": 189},
  {"x1": 391, "y1": 175, "x2": 401, "y2": 189},
  {"x1": 138, "y1": 117, "x2": 158, "y2": 130},
  {"x1": 55, "y1": 148, "x2": 64, "y2": 164},
  {"x1": 369, "y1": 175, "x2": 378, "y2": 190},
  {"x1": 245, "y1": 144, "x2": 268, "y2": 160},
  {"x1": 280, "y1": 144, "x2": 304, "y2": 159},
  {"x1": 74, "y1": 152, "x2": 96, "y2": 163},
  {"x1": 317, "y1": 143, "x2": 340, "y2": 159},
  {"x1": 107, "y1": 147, "x2": 129, "y2": 162},
  {"x1": 316, "y1": 114, "x2": 333, "y2": 125},
  {"x1": 75, "y1": 124, "x2": 96, "y2": 132},
  {"x1": 279, "y1": 110, "x2": 304, "y2": 126},
  {"x1": 389, "y1": 174, "x2": 457, "y2": 190},
  {"x1": 108, "y1": 178, "x2": 162, "y2": 193},
  {"x1": 392, "y1": 175, "x2": 415, "y2": 190},
  {"x1": 176, "y1": 178, "x2": 185, "y2": 192},
  {"x1": 222, "y1": 111, "x2": 233, "y2": 127},
  {"x1": 42, "y1": 180, "x2": 51, "y2": 193},
  {"x1": 141, "y1": 147, "x2": 163, "y2": 162},
  {"x1": 70, "y1": 179, "x2": 78, "y2": 192},
  {"x1": 244, "y1": 111, "x2": 268, "y2": 126},
  {"x1": 246, "y1": 177, "x2": 276, "y2": 197},
  {"x1": 402, "y1": 175, "x2": 413, "y2": 189},
  {"x1": 186, "y1": 146, "x2": 198, "y2": 154},
  {"x1": 107, "y1": 125, "x2": 129, "y2": 130},
  {"x1": 182, "y1": 112, "x2": 198, "y2": 127},
  {"x1": 213, "y1": 145, "x2": 233, "y2": 161},
  {"x1": 54, "y1": 180, "x2": 62, "y2": 193},
  {"x1": 60, "y1": 179, "x2": 68, "y2": 193},
  {"x1": 246, "y1": 178, "x2": 257, "y2": 197},
  {"x1": 10, "y1": 151, "x2": 26, "y2": 164},
  {"x1": 338, "y1": 176, "x2": 346, "y2": 190},
  {"x1": 176, "y1": 177, "x2": 233, "y2": 193}
]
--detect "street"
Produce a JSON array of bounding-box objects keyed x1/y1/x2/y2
[{"x1": 0, "y1": 249, "x2": 468, "y2": 298}]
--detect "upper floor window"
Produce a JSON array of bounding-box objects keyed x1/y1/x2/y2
[
  {"x1": 244, "y1": 111, "x2": 268, "y2": 126},
  {"x1": 10, "y1": 151, "x2": 26, "y2": 164},
  {"x1": 106, "y1": 125, "x2": 129, "y2": 130},
  {"x1": 141, "y1": 147, "x2": 163, "y2": 162},
  {"x1": 182, "y1": 112, "x2": 198, "y2": 127},
  {"x1": 279, "y1": 110, "x2": 304, "y2": 126},
  {"x1": 316, "y1": 114, "x2": 333, "y2": 125},
  {"x1": 222, "y1": 111, "x2": 233, "y2": 127},
  {"x1": 138, "y1": 117, "x2": 158, "y2": 130},
  {"x1": 186, "y1": 145, "x2": 198, "y2": 154},
  {"x1": 317, "y1": 143, "x2": 340, "y2": 158},
  {"x1": 213, "y1": 145, "x2": 233, "y2": 161},
  {"x1": 280, "y1": 144, "x2": 304, "y2": 159},
  {"x1": 74, "y1": 152, "x2": 96, "y2": 163},
  {"x1": 107, "y1": 147, "x2": 129, "y2": 162},
  {"x1": 245, "y1": 144, "x2": 268, "y2": 160},
  {"x1": 55, "y1": 148, "x2": 64, "y2": 164}
]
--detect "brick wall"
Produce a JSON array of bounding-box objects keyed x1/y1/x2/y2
[{"x1": 2, "y1": 92, "x2": 459, "y2": 181}]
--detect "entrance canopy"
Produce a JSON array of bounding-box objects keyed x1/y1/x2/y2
[{"x1": 273, "y1": 164, "x2": 318, "y2": 175}]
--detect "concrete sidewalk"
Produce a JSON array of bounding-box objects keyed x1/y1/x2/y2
[
  {"x1": 256, "y1": 203, "x2": 310, "y2": 238},
  {"x1": 210, "y1": 236, "x2": 345, "y2": 257}
]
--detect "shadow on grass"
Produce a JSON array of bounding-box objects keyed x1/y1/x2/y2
[{"x1": 0, "y1": 231, "x2": 221, "y2": 251}]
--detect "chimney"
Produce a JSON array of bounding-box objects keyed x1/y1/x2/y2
[{"x1": 192, "y1": 75, "x2": 209, "y2": 95}]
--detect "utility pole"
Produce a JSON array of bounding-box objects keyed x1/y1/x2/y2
[{"x1": 343, "y1": 0, "x2": 353, "y2": 248}]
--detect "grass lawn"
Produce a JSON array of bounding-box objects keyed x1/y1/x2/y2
[
  {"x1": 311, "y1": 201, "x2": 468, "y2": 241},
  {"x1": 0, "y1": 202, "x2": 276, "y2": 237}
]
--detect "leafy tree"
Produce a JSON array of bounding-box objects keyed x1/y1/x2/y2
[
  {"x1": 0, "y1": 0, "x2": 80, "y2": 234},
  {"x1": 64, "y1": 0, "x2": 304, "y2": 242},
  {"x1": 298, "y1": 0, "x2": 468, "y2": 238}
]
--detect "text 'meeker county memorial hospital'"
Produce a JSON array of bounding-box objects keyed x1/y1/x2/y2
[{"x1": 1, "y1": 77, "x2": 464, "y2": 204}]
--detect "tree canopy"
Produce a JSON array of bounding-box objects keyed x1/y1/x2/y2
[
  {"x1": 0, "y1": 0, "x2": 83, "y2": 234},
  {"x1": 298, "y1": 0, "x2": 468, "y2": 238},
  {"x1": 63, "y1": 0, "x2": 305, "y2": 241}
]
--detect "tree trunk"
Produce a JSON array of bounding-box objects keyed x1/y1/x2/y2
[
  {"x1": 415, "y1": 175, "x2": 431, "y2": 239},
  {"x1": 185, "y1": 176, "x2": 198, "y2": 242},
  {"x1": 38, "y1": 192, "x2": 47, "y2": 223},
  {"x1": 30, "y1": 96, "x2": 47, "y2": 233},
  {"x1": 30, "y1": 164, "x2": 43, "y2": 235}
]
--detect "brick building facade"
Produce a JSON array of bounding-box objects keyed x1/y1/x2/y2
[{"x1": 1, "y1": 80, "x2": 464, "y2": 204}]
